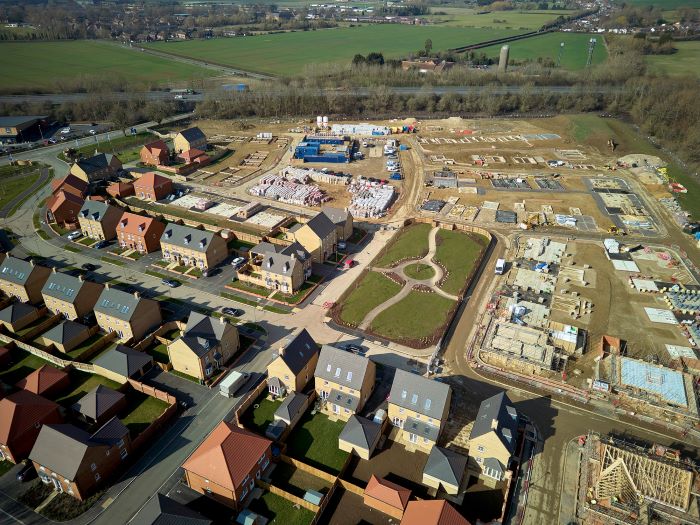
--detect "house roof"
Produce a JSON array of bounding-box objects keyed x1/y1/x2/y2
[
  {"x1": 339, "y1": 415, "x2": 381, "y2": 451},
  {"x1": 252, "y1": 241, "x2": 310, "y2": 262},
  {"x1": 0, "y1": 115, "x2": 47, "y2": 127},
  {"x1": 404, "y1": 416, "x2": 440, "y2": 442},
  {"x1": 41, "y1": 320, "x2": 89, "y2": 344},
  {"x1": 93, "y1": 345, "x2": 153, "y2": 378},
  {"x1": 315, "y1": 345, "x2": 372, "y2": 391},
  {"x1": 0, "y1": 256, "x2": 43, "y2": 286},
  {"x1": 79, "y1": 199, "x2": 116, "y2": 222},
  {"x1": 48, "y1": 190, "x2": 84, "y2": 214},
  {"x1": 94, "y1": 287, "x2": 153, "y2": 321},
  {"x1": 277, "y1": 329, "x2": 318, "y2": 376},
  {"x1": 135, "y1": 171, "x2": 172, "y2": 190},
  {"x1": 51, "y1": 174, "x2": 89, "y2": 196},
  {"x1": 15, "y1": 365, "x2": 69, "y2": 396},
  {"x1": 469, "y1": 392, "x2": 518, "y2": 456},
  {"x1": 178, "y1": 311, "x2": 232, "y2": 358},
  {"x1": 182, "y1": 421, "x2": 271, "y2": 491},
  {"x1": 42, "y1": 271, "x2": 98, "y2": 304},
  {"x1": 143, "y1": 140, "x2": 169, "y2": 155},
  {"x1": 118, "y1": 211, "x2": 161, "y2": 236},
  {"x1": 401, "y1": 500, "x2": 470, "y2": 525},
  {"x1": 178, "y1": 149, "x2": 206, "y2": 161},
  {"x1": 328, "y1": 388, "x2": 360, "y2": 412},
  {"x1": 301, "y1": 212, "x2": 336, "y2": 239},
  {"x1": 0, "y1": 390, "x2": 60, "y2": 445},
  {"x1": 177, "y1": 127, "x2": 206, "y2": 144},
  {"x1": 274, "y1": 392, "x2": 308, "y2": 423},
  {"x1": 107, "y1": 182, "x2": 134, "y2": 197},
  {"x1": 0, "y1": 302, "x2": 37, "y2": 323},
  {"x1": 423, "y1": 447, "x2": 467, "y2": 488},
  {"x1": 72, "y1": 385, "x2": 125, "y2": 420},
  {"x1": 74, "y1": 153, "x2": 119, "y2": 174},
  {"x1": 160, "y1": 224, "x2": 218, "y2": 253},
  {"x1": 321, "y1": 207, "x2": 350, "y2": 226},
  {"x1": 389, "y1": 369, "x2": 451, "y2": 420},
  {"x1": 364, "y1": 475, "x2": 411, "y2": 511},
  {"x1": 135, "y1": 494, "x2": 212, "y2": 525}
]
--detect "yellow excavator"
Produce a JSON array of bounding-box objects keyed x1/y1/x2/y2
[{"x1": 608, "y1": 225, "x2": 626, "y2": 235}]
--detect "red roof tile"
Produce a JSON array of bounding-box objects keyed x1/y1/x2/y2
[
  {"x1": 16, "y1": 365, "x2": 69, "y2": 396},
  {"x1": 117, "y1": 211, "x2": 161, "y2": 236},
  {"x1": 401, "y1": 500, "x2": 471, "y2": 525},
  {"x1": 364, "y1": 475, "x2": 411, "y2": 511},
  {"x1": 0, "y1": 390, "x2": 61, "y2": 446},
  {"x1": 134, "y1": 172, "x2": 171, "y2": 190}
]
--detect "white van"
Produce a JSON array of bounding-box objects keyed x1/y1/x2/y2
[
  {"x1": 495, "y1": 258, "x2": 506, "y2": 275},
  {"x1": 60, "y1": 127, "x2": 71, "y2": 135}
]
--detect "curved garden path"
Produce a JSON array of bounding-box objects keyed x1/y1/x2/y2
[{"x1": 358, "y1": 227, "x2": 458, "y2": 330}]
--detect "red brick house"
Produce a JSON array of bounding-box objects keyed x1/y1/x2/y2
[
  {"x1": 134, "y1": 172, "x2": 173, "y2": 201},
  {"x1": 106, "y1": 182, "x2": 135, "y2": 199},
  {"x1": 46, "y1": 190, "x2": 84, "y2": 226},
  {"x1": 177, "y1": 148, "x2": 210, "y2": 166},
  {"x1": 117, "y1": 212, "x2": 166, "y2": 253},
  {"x1": 51, "y1": 175, "x2": 88, "y2": 198},
  {"x1": 140, "y1": 140, "x2": 170, "y2": 166}
]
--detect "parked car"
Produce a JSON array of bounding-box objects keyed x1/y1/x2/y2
[
  {"x1": 94, "y1": 240, "x2": 108, "y2": 249},
  {"x1": 67, "y1": 231, "x2": 82, "y2": 241},
  {"x1": 231, "y1": 257, "x2": 246, "y2": 268},
  {"x1": 89, "y1": 129, "x2": 97, "y2": 135},
  {"x1": 48, "y1": 138, "x2": 57, "y2": 144},
  {"x1": 60, "y1": 127, "x2": 71, "y2": 134},
  {"x1": 16, "y1": 463, "x2": 36, "y2": 483},
  {"x1": 222, "y1": 307, "x2": 243, "y2": 317},
  {"x1": 342, "y1": 258, "x2": 354, "y2": 270},
  {"x1": 81, "y1": 263, "x2": 97, "y2": 271},
  {"x1": 343, "y1": 343, "x2": 364, "y2": 355},
  {"x1": 161, "y1": 278, "x2": 180, "y2": 288}
]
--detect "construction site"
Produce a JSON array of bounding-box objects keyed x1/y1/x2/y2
[{"x1": 577, "y1": 432, "x2": 700, "y2": 525}]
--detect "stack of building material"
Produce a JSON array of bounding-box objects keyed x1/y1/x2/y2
[
  {"x1": 248, "y1": 175, "x2": 328, "y2": 206},
  {"x1": 348, "y1": 180, "x2": 395, "y2": 218},
  {"x1": 281, "y1": 166, "x2": 350, "y2": 186}
]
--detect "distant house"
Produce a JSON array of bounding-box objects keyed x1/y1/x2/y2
[
  {"x1": 160, "y1": 224, "x2": 228, "y2": 270},
  {"x1": 15, "y1": 365, "x2": 70, "y2": 399},
  {"x1": 40, "y1": 320, "x2": 91, "y2": 353},
  {"x1": 468, "y1": 392, "x2": 518, "y2": 486},
  {"x1": 401, "y1": 59, "x2": 455, "y2": 74},
  {"x1": 267, "y1": 328, "x2": 319, "y2": 396},
  {"x1": 94, "y1": 287, "x2": 162, "y2": 342},
  {"x1": 387, "y1": 369, "x2": 452, "y2": 452},
  {"x1": 174, "y1": 127, "x2": 207, "y2": 154},
  {"x1": 72, "y1": 385, "x2": 127, "y2": 428},
  {"x1": 287, "y1": 212, "x2": 337, "y2": 263},
  {"x1": 46, "y1": 190, "x2": 84, "y2": 226},
  {"x1": 93, "y1": 344, "x2": 154, "y2": 383},
  {"x1": 0, "y1": 255, "x2": 52, "y2": 304},
  {"x1": 0, "y1": 302, "x2": 40, "y2": 332},
  {"x1": 134, "y1": 493, "x2": 212, "y2": 525},
  {"x1": 338, "y1": 414, "x2": 382, "y2": 460},
  {"x1": 401, "y1": 499, "x2": 470, "y2": 525},
  {"x1": 363, "y1": 475, "x2": 411, "y2": 520},
  {"x1": 41, "y1": 269, "x2": 104, "y2": 321},
  {"x1": 140, "y1": 140, "x2": 170, "y2": 166},
  {"x1": 133, "y1": 172, "x2": 173, "y2": 202},
  {"x1": 106, "y1": 181, "x2": 135, "y2": 199},
  {"x1": 0, "y1": 390, "x2": 63, "y2": 463},
  {"x1": 50, "y1": 174, "x2": 88, "y2": 198},
  {"x1": 177, "y1": 148, "x2": 210, "y2": 166},
  {"x1": 0, "y1": 115, "x2": 47, "y2": 144},
  {"x1": 78, "y1": 200, "x2": 123, "y2": 241},
  {"x1": 422, "y1": 446, "x2": 467, "y2": 495},
  {"x1": 116, "y1": 212, "x2": 165, "y2": 254},
  {"x1": 30, "y1": 418, "x2": 131, "y2": 500},
  {"x1": 314, "y1": 344, "x2": 375, "y2": 421},
  {"x1": 70, "y1": 153, "x2": 122, "y2": 183},
  {"x1": 321, "y1": 207, "x2": 353, "y2": 241},
  {"x1": 183, "y1": 421, "x2": 272, "y2": 510},
  {"x1": 168, "y1": 312, "x2": 240, "y2": 381},
  {"x1": 247, "y1": 242, "x2": 309, "y2": 294}
]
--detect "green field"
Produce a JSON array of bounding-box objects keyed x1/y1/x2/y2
[
  {"x1": 145, "y1": 25, "x2": 520, "y2": 75},
  {"x1": 427, "y1": 8, "x2": 576, "y2": 29},
  {"x1": 374, "y1": 222, "x2": 432, "y2": 268},
  {"x1": 434, "y1": 230, "x2": 488, "y2": 295},
  {"x1": 338, "y1": 271, "x2": 402, "y2": 327},
  {"x1": 0, "y1": 41, "x2": 215, "y2": 92},
  {"x1": 646, "y1": 42, "x2": 700, "y2": 78},
  {"x1": 479, "y1": 32, "x2": 608, "y2": 70},
  {"x1": 613, "y1": 0, "x2": 700, "y2": 6},
  {"x1": 370, "y1": 291, "x2": 455, "y2": 343}
]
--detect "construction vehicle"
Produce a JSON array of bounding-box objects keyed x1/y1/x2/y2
[{"x1": 608, "y1": 226, "x2": 626, "y2": 236}]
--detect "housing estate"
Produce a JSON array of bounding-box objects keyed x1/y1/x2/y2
[
  {"x1": 422, "y1": 446, "x2": 468, "y2": 495},
  {"x1": 40, "y1": 320, "x2": 92, "y2": 353},
  {"x1": 133, "y1": 172, "x2": 173, "y2": 202},
  {"x1": 72, "y1": 385, "x2": 127, "y2": 428},
  {"x1": 321, "y1": 206, "x2": 353, "y2": 241},
  {"x1": 46, "y1": 190, "x2": 84, "y2": 226},
  {"x1": 78, "y1": 200, "x2": 123, "y2": 241},
  {"x1": 401, "y1": 499, "x2": 470, "y2": 525},
  {"x1": 247, "y1": 242, "x2": 311, "y2": 293},
  {"x1": 93, "y1": 344, "x2": 154, "y2": 382},
  {"x1": 15, "y1": 365, "x2": 70, "y2": 398},
  {"x1": 267, "y1": 328, "x2": 319, "y2": 396},
  {"x1": 287, "y1": 212, "x2": 337, "y2": 263},
  {"x1": 0, "y1": 256, "x2": 52, "y2": 304},
  {"x1": 70, "y1": 153, "x2": 122, "y2": 183},
  {"x1": 174, "y1": 127, "x2": 207, "y2": 153},
  {"x1": 41, "y1": 268, "x2": 103, "y2": 320},
  {"x1": 160, "y1": 224, "x2": 228, "y2": 270},
  {"x1": 93, "y1": 287, "x2": 162, "y2": 341},
  {"x1": 50, "y1": 174, "x2": 88, "y2": 198},
  {"x1": 0, "y1": 302, "x2": 40, "y2": 332},
  {"x1": 116, "y1": 212, "x2": 165, "y2": 253},
  {"x1": 140, "y1": 140, "x2": 170, "y2": 166},
  {"x1": 338, "y1": 414, "x2": 383, "y2": 460}
]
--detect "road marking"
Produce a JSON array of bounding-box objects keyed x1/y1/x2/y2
[{"x1": 0, "y1": 500, "x2": 26, "y2": 524}]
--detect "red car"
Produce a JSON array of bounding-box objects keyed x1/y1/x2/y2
[{"x1": 343, "y1": 259, "x2": 354, "y2": 270}]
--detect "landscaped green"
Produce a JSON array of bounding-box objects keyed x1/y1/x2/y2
[
  {"x1": 77, "y1": 237, "x2": 95, "y2": 246},
  {"x1": 55, "y1": 371, "x2": 122, "y2": 407},
  {"x1": 0, "y1": 172, "x2": 41, "y2": 213},
  {"x1": 426, "y1": 8, "x2": 576, "y2": 29},
  {"x1": 101, "y1": 256, "x2": 126, "y2": 266},
  {"x1": 248, "y1": 491, "x2": 315, "y2": 525},
  {"x1": 121, "y1": 392, "x2": 170, "y2": 435},
  {"x1": 240, "y1": 393, "x2": 281, "y2": 435},
  {"x1": 0, "y1": 350, "x2": 51, "y2": 385},
  {"x1": 434, "y1": 230, "x2": 488, "y2": 295},
  {"x1": 148, "y1": 342, "x2": 170, "y2": 364},
  {"x1": 0, "y1": 41, "x2": 214, "y2": 93},
  {"x1": 228, "y1": 279, "x2": 271, "y2": 297},
  {"x1": 403, "y1": 262, "x2": 435, "y2": 280},
  {"x1": 39, "y1": 490, "x2": 105, "y2": 521},
  {"x1": 479, "y1": 32, "x2": 608, "y2": 70},
  {"x1": 374, "y1": 222, "x2": 432, "y2": 268},
  {"x1": 646, "y1": 41, "x2": 700, "y2": 78},
  {"x1": 0, "y1": 164, "x2": 39, "y2": 178},
  {"x1": 64, "y1": 245, "x2": 81, "y2": 253},
  {"x1": 370, "y1": 291, "x2": 456, "y2": 343},
  {"x1": 338, "y1": 271, "x2": 402, "y2": 327},
  {"x1": 145, "y1": 25, "x2": 521, "y2": 76},
  {"x1": 59, "y1": 132, "x2": 153, "y2": 162},
  {"x1": 286, "y1": 411, "x2": 348, "y2": 474}
]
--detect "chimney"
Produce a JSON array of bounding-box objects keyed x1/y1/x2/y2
[
  {"x1": 105, "y1": 282, "x2": 110, "y2": 289},
  {"x1": 29, "y1": 259, "x2": 35, "y2": 267},
  {"x1": 78, "y1": 274, "x2": 84, "y2": 282},
  {"x1": 219, "y1": 315, "x2": 225, "y2": 325},
  {"x1": 133, "y1": 291, "x2": 140, "y2": 299},
  {"x1": 52, "y1": 267, "x2": 57, "y2": 273},
  {"x1": 490, "y1": 419, "x2": 499, "y2": 431}
]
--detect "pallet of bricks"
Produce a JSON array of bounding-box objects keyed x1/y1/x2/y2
[
  {"x1": 249, "y1": 174, "x2": 328, "y2": 206},
  {"x1": 242, "y1": 151, "x2": 268, "y2": 167},
  {"x1": 348, "y1": 178, "x2": 395, "y2": 218},
  {"x1": 282, "y1": 166, "x2": 349, "y2": 186}
]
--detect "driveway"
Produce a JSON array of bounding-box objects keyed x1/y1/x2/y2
[{"x1": 140, "y1": 368, "x2": 210, "y2": 409}]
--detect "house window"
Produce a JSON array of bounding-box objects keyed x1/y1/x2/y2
[
  {"x1": 120, "y1": 448, "x2": 128, "y2": 459},
  {"x1": 240, "y1": 487, "x2": 248, "y2": 501},
  {"x1": 334, "y1": 367, "x2": 341, "y2": 378},
  {"x1": 346, "y1": 371, "x2": 352, "y2": 382},
  {"x1": 94, "y1": 473, "x2": 100, "y2": 481},
  {"x1": 476, "y1": 457, "x2": 483, "y2": 464},
  {"x1": 344, "y1": 408, "x2": 350, "y2": 414},
  {"x1": 90, "y1": 463, "x2": 97, "y2": 472},
  {"x1": 117, "y1": 439, "x2": 124, "y2": 448},
  {"x1": 477, "y1": 445, "x2": 485, "y2": 453}
]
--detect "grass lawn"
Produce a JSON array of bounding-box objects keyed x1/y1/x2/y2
[
  {"x1": 18, "y1": 480, "x2": 53, "y2": 509},
  {"x1": 403, "y1": 262, "x2": 435, "y2": 280},
  {"x1": 120, "y1": 392, "x2": 170, "y2": 436},
  {"x1": 0, "y1": 349, "x2": 51, "y2": 385},
  {"x1": 101, "y1": 256, "x2": 126, "y2": 266},
  {"x1": 65, "y1": 333, "x2": 106, "y2": 360},
  {"x1": 229, "y1": 279, "x2": 271, "y2": 296},
  {"x1": 0, "y1": 164, "x2": 38, "y2": 178},
  {"x1": 646, "y1": 41, "x2": 700, "y2": 78},
  {"x1": 55, "y1": 371, "x2": 122, "y2": 407},
  {"x1": 374, "y1": 222, "x2": 432, "y2": 268},
  {"x1": 0, "y1": 40, "x2": 214, "y2": 93},
  {"x1": 145, "y1": 270, "x2": 181, "y2": 283},
  {"x1": 170, "y1": 370, "x2": 201, "y2": 383},
  {"x1": 39, "y1": 490, "x2": 104, "y2": 521},
  {"x1": 338, "y1": 271, "x2": 402, "y2": 327},
  {"x1": 148, "y1": 342, "x2": 170, "y2": 364},
  {"x1": 433, "y1": 229, "x2": 488, "y2": 295},
  {"x1": 64, "y1": 245, "x2": 82, "y2": 253},
  {"x1": 0, "y1": 460, "x2": 13, "y2": 477},
  {"x1": 248, "y1": 491, "x2": 315, "y2": 525},
  {"x1": 426, "y1": 8, "x2": 575, "y2": 29},
  {"x1": 0, "y1": 172, "x2": 40, "y2": 213},
  {"x1": 145, "y1": 25, "x2": 521, "y2": 76},
  {"x1": 240, "y1": 393, "x2": 281, "y2": 435},
  {"x1": 271, "y1": 462, "x2": 332, "y2": 498},
  {"x1": 77, "y1": 237, "x2": 95, "y2": 246},
  {"x1": 370, "y1": 291, "x2": 456, "y2": 343},
  {"x1": 479, "y1": 32, "x2": 608, "y2": 70},
  {"x1": 286, "y1": 411, "x2": 348, "y2": 474},
  {"x1": 60, "y1": 133, "x2": 153, "y2": 162}
]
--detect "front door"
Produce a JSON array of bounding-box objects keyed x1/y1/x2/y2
[
  {"x1": 409, "y1": 433, "x2": 418, "y2": 444},
  {"x1": 333, "y1": 404, "x2": 339, "y2": 414},
  {"x1": 51, "y1": 477, "x2": 63, "y2": 492}
]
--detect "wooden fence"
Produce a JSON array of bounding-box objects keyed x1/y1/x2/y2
[
  {"x1": 233, "y1": 376, "x2": 269, "y2": 425},
  {"x1": 131, "y1": 401, "x2": 178, "y2": 452},
  {"x1": 280, "y1": 455, "x2": 337, "y2": 484},
  {"x1": 256, "y1": 480, "x2": 320, "y2": 512},
  {"x1": 18, "y1": 312, "x2": 60, "y2": 343}
]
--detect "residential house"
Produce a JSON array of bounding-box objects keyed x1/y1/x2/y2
[
  {"x1": 314, "y1": 345, "x2": 376, "y2": 421},
  {"x1": 133, "y1": 172, "x2": 173, "y2": 202},
  {"x1": 40, "y1": 320, "x2": 91, "y2": 353},
  {"x1": 93, "y1": 344, "x2": 153, "y2": 383},
  {"x1": 177, "y1": 148, "x2": 210, "y2": 166},
  {"x1": 267, "y1": 328, "x2": 318, "y2": 396},
  {"x1": 117, "y1": 212, "x2": 165, "y2": 254},
  {"x1": 41, "y1": 269, "x2": 103, "y2": 321},
  {"x1": 338, "y1": 414, "x2": 382, "y2": 460},
  {"x1": 50, "y1": 175, "x2": 88, "y2": 198},
  {"x1": 422, "y1": 446, "x2": 468, "y2": 495},
  {"x1": 140, "y1": 140, "x2": 170, "y2": 166},
  {"x1": 0, "y1": 302, "x2": 40, "y2": 332},
  {"x1": 468, "y1": 392, "x2": 519, "y2": 486},
  {"x1": 78, "y1": 200, "x2": 123, "y2": 241},
  {"x1": 363, "y1": 475, "x2": 411, "y2": 520},
  {"x1": 321, "y1": 206, "x2": 353, "y2": 241},
  {"x1": 0, "y1": 390, "x2": 63, "y2": 463},
  {"x1": 70, "y1": 153, "x2": 122, "y2": 183},
  {"x1": 160, "y1": 224, "x2": 228, "y2": 270},
  {"x1": 401, "y1": 500, "x2": 470, "y2": 525},
  {"x1": 387, "y1": 369, "x2": 452, "y2": 452},
  {"x1": 15, "y1": 365, "x2": 70, "y2": 398},
  {"x1": 174, "y1": 127, "x2": 207, "y2": 154},
  {"x1": 0, "y1": 255, "x2": 52, "y2": 304},
  {"x1": 30, "y1": 418, "x2": 131, "y2": 500},
  {"x1": 134, "y1": 494, "x2": 212, "y2": 525},
  {"x1": 287, "y1": 212, "x2": 337, "y2": 263},
  {"x1": 401, "y1": 59, "x2": 455, "y2": 74},
  {"x1": 247, "y1": 242, "x2": 310, "y2": 294},
  {"x1": 168, "y1": 312, "x2": 240, "y2": 381},
  {"x1": 46, "y1": 190, "x2": 84, "y2": 226},
  {"x1": 94, "y1": 287, "x2": 162, "y2": 342},
  {"x1": 106, "y1": 181, "x2": 135, "y2": 199},
  {"x1": 183, "y1": 421, "x2": 272, "y2": 510},
  {"x1": 72, "y1": 385, "x2": 127, "y2": 428}
]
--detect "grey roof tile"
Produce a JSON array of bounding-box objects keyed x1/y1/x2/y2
[
  {"x1": 423, "y1": 446, "x2": 467, "y2": 487},
  {"x1": 469, "y1": 392, "x2": 518, "y2": 455},
  {"x1": 339, "y1": 415, "x2": 381, "y2": 451},
  {"x1": 42, "y1": 320, "x2": 89, "y2": 344},
  {"x1": 93, "y1": 345, "x2": 152, "y2": 378},
  {"x1": 389, "y1": 369, "x2": 451, "y2": 420},
  {"x1": 315, "y1": 345, "x2": 373, "y2": 391},
  {"x1": 160, "y1": 224, "x2": 218, "y2": 253},
  {"x1": 277, "y1": 329, "x2": 318, "y2": 375}
]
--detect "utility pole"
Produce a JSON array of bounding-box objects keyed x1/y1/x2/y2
[
  {"x1": 556, "y1": 42, "x2": 565, "y2": 68},
  {"x1": 586, "y1": 38, "x2": 597, "y2": 67}
]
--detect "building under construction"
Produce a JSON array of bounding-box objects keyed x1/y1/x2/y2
[{"x1": 579, "y1": 432, "x2": 700, "y2": 524}]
